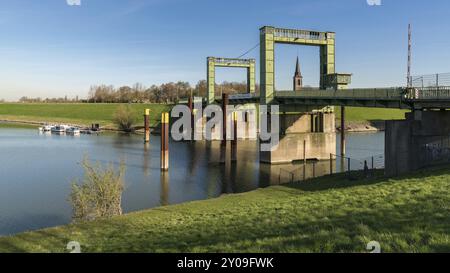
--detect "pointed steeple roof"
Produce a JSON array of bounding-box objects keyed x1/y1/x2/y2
[{"x1": 294, "y1": 56, "x2": 302, "y2": 77}]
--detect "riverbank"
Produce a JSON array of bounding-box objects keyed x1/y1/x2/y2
[
  {"x1": 337, "y1": 120, "x2": 386, "y2": 132},
  {"x1": 0, "y1": 166, "x2": 448, "y2": 253},
  {"x1": 335, "y1": 107, "x2": 407, "y2": 132},
  {"x1": 0, "y1": 103, "x2": 172, "y2": 130},
  {"x1": 1, "y1": 103, "x2": 408, "y2": 132}
]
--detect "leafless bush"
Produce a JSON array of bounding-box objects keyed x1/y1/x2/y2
[
  {"x1": 113, "y1": 104, "x2": 138, "y2": 132},
  {"x1": 70, "y1": 157, "x2": 125, "y2": 222}
]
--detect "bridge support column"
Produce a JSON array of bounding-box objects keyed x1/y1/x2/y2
[
  {"x1": 385, "y1": 110, "x2": 450, "y2": 176},
  {"x1": 231, "y1": 112, "x2": 238, "y2": 162},
  {"x1": 205, "y1": 103, "x2": 257, "y2": 141},
  {"x1": 188, "y1": 96, "x2": 194, "y2": 141},
  {"x1": 260, "y1": 108, "x2": 336, "y2": 164},
  {"x1": 220, "y1": 94, "x2": 228, "y2": 164},
  {"x1": 235, "y1": 103, "x2": 257, "y2": 140}
]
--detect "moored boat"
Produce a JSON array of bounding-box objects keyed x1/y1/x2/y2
[
  {"x1": 51, "y1": 125, "x2": 69, "y2": 133},
  {"x1": 66, "y1": 127, "x2": 80, "y2": 135},
  {"x1": 39, "y1": 124, "x2": 53, "y2": 132}
]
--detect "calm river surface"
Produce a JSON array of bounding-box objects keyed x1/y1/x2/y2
[{"x1": 0, "y1": 126, "x2": 384, "y2": 235}]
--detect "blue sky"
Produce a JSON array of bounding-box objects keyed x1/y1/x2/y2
[{"x1": 1, "y1": 0, "x2": 450, "y2": 101}]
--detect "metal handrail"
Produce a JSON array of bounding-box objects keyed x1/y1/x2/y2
[
  {"x1": 404, "y1": 86, "x2": 450, "y2": 100},
  {"x1": 272, "y1": 28, "x2": 327, "y2": 40},
  {"x1": 274, "y1": 88, "x2": 405, "y2": 100}
]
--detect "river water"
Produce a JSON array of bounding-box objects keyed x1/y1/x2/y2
[{"x1": 0, "y1": 126, "x2": 384, "y2": 235}]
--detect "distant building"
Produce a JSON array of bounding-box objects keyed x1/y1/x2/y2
[{"x1": 293, "y1": 56, "x2": 303, "y2": 91}]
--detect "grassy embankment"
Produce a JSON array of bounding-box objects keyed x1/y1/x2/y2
[
  {"x1": 0, "y1": 166, "x2": 448, "y2": 253},
  {"x1": 0, "y1": 103, "x2": 172, "y2": 129},
  {"x1": 0, "y1": 103, "x2": 408, "y2": 131},
  {"x1": 335, "y1": 107, "x2": 408, "y2": 131},
  {"x1": 335, "y1": 107, "x2": 407, "y2": 122}
]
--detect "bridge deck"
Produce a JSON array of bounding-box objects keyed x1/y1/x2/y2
[{"x1": 217, "y1": 87, "x2": 450, "y2": 110}]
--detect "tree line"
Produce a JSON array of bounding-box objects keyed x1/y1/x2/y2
[{"x1": 18, "y1": 81, "x2": 259, "y2": 103}]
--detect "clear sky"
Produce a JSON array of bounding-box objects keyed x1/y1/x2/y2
[{"x1": 1, "y1": 0, "x2": 450, "y2": 101}]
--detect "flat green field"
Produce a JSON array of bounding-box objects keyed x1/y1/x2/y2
[
  {"x1": 0, "y1": 103, "x2": 408, "y2": 130},
  {"x1": 0, "y1": 103, "x2": 172, "y2": 128},
  {"x1": 0, "y1": 167, "x2": 448, "y2": 253}
]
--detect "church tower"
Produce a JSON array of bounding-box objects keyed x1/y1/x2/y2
[{"x1": 293, "y1": 56, "x2": 303, "y2": 91}]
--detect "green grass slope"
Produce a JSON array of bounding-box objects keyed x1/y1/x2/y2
[
  {"x1": 0, "y1": 167, "x2": 448, "y2": 253},
  {"x1": 0, "y1": 104, "x2": 408, "y2": 130},
  {"x1": 0, "y1": 103, "x2": 172, "y2": 128},
  {"x1": 335, "y1": 107, "x2": 408, "y2": 122}
]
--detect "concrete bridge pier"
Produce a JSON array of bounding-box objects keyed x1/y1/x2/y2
[
  {"x1": 385, "y1": 110, "x2": 450, "y2": 176},
  {"x1": 234, "y1": 103, "x2": 258, "y2": 140},
  {"x1": 260, "y1": 106, "x2": 336, "y2": 164}
]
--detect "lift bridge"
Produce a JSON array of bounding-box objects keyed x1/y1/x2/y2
[
  {"x1": 207, "y1": 26, "x2": 450, "y2": 111},
  {"x1": 202, "y1": 26, "x2": 450, "y2": 176}
]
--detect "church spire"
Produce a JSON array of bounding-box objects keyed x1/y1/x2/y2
[
  {"x1": 295, "y1": 56, "x2": 301, "y2": 76},
  {"x1": 293, "y1": 56, "x2": 303, "y2": 91}
]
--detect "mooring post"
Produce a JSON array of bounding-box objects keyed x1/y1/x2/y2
[
  {"x1": 160, "y1": 172, "x2": 169, "y2": 206},
  {"x1": 188, "y1": 96, "x2": 194, "y2": 141},
  {"x1": 192, "y1": 108, "x2": 198, "y2": 141},
  {"x1": 160, "y1": 112, "x2": 169, "y2": 171},
  {"x1": 144, "y1": 108, "x2": 150, "y2": 143},
  {"x1": 231, "y1": 112, "x2": 237, "y2": 162},
  {"x1": 244, "y1": 111, "x2": 249, "y2": 139},
  {"x1": 220, "y1": 93, "x2": 229, "y2": 164},
  {"x1": 340, "y1": 106, "x2": 346, "y2": 157},
  {"x1": 303, "y1": 140, "x2": 306, "y2": 181}
]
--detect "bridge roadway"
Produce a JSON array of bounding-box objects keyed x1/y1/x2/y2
[{"x1": 215, "y1": 87, "x2": 450, "y2": 110}]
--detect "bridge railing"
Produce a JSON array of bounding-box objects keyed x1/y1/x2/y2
[
  {"x1": 405, "y1": 86, "x2": 450, "y2": 100},
  {"x1": 411, "y1": 72, "x2": 450, "y2": 88},
  {"x1": 275, "y1": 88, "x2": 404, "y2": 100},
  {"x1": 216, "y1": 87, "x2": 450, "y2": 103}
]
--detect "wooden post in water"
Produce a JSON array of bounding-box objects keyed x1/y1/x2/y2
[
  {"x1": 340, "y1": 106, "x2": 346, "y2": 157},
  {"x1": 144, "y1": 108, "x2": 150, "y2": 143},
  {"x1": 160, "y1": 112, "x2": 169, "y2": 171},
  {"x1": 188, "y1": 96, "x2": 193, "y2": 141},
  {"x1": 220, "y1": 93, "x2": 229, "y2": 164},
  {"x1": 231, "y1": 112, "x2": 238, "y2": 162}
]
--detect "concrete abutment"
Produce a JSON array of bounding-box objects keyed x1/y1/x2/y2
[
  {"x1": 260, "y1": 108, "x2": 336, "y2": 164},
  {"x1": 385, "y1": 110, "x2": 450, "y2": 176}
]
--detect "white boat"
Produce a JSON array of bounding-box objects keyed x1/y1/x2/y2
[
  {"x1": 39, "y1": 124, "x2": 53, "y2": 132},
  {"x1": 51, "y1": 125, "x2": 69, "y2": 133},
  {"x1": 66, "y1": 127, "x2": 80, "y2": 135}
]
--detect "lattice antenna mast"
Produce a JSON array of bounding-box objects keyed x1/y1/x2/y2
[{"x1": 407, "y1": 24, "x2": 412, "y2": 87}]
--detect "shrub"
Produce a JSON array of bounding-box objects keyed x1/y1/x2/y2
[
  {"x1": 113, "y1": 104, "x2": 137, "y2": 132},
  {"x1": 70, "y1": 157, "x2": 125, "y2": 222}
]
